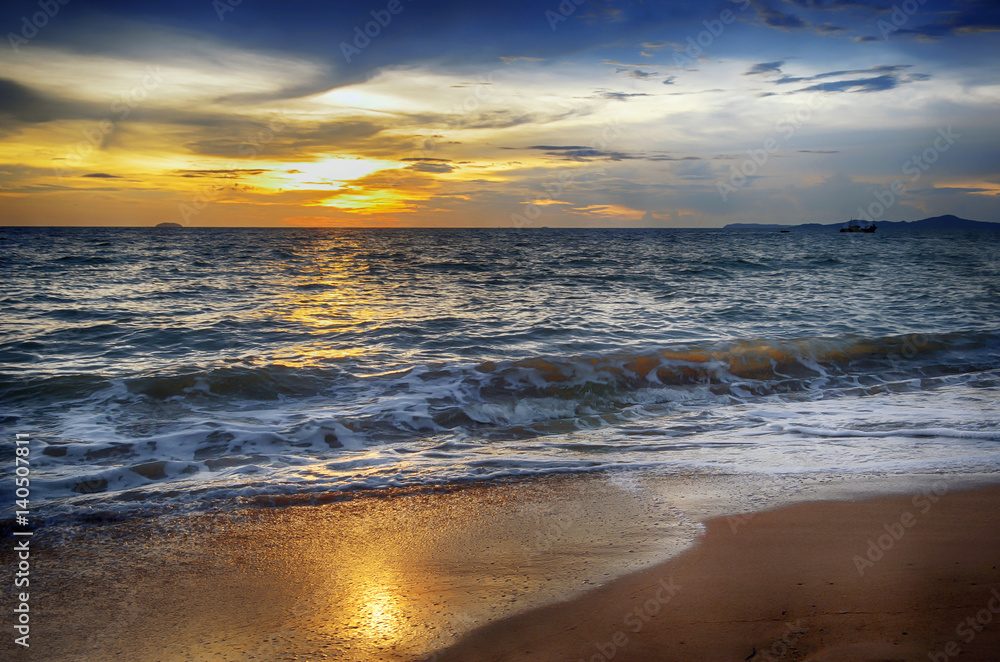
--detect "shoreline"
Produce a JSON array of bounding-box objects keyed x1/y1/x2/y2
[
  {"x1": 435, "y1": 483, "x2": 1000, "y2": 662},
  {"x1": 4, "y1": 471, "x2": 1000, "y2": 660}
]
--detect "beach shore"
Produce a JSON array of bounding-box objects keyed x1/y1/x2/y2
[
  {"x1": 5, "y1": 474, "x2": 1000, "y2": 661},
  {"x1": 437, "y1": 483, "x2": 1000, "y2": 662}
]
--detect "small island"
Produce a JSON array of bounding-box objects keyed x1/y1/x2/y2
[
  {"x1": 154, "y1": 222, "x2": 183, "y2": 229},
  {"x1": 724, "y1": 214, "x2": 999, "y2": 231}
]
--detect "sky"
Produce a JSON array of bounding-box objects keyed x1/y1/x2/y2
[{"x1": 0, "y1": 0, "x2": 998, "y2": 228}]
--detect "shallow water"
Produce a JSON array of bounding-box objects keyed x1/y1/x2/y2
[{"x1": 2, "y1": 226, "x2": 999, "y2": 518}]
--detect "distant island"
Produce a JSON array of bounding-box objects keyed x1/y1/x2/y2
[
  {"x1": 154, "y1": 222, "x2": 183, "y2": 229},
  {"x1": 724, "y1": 215, "x2": 999, "y2": 231}
]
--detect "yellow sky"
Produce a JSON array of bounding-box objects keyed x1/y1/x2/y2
[{"x1": 2, "y1": 21, "x2": 997, "y2": 227}]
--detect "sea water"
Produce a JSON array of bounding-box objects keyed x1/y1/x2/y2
[{"x1": 2, "y1": 226, "x2": 999, "y2": 520}]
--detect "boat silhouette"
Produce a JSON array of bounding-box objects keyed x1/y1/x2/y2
[{"x1": 840, "y1": 219, "x2": 877, "y2": 233}]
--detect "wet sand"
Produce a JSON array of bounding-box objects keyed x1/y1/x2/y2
[
  {"x1": 4, "y1": 474, "x2": 999, "y2": 661},
  {"x1": 4, "y1": 474, "x2": 699, "y2": 661},
  {"x1": 436, "y1": 484, "x2": 1000, "y2": 662}
]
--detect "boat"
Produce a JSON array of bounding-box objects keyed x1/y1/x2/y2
[{"x1": 840, "y1": 219, "x2": 877, "y2": 233}]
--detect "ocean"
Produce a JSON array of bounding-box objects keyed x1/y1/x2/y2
[{"x1": 2, "y1": 226, "x2": 1000, "y2": 521}]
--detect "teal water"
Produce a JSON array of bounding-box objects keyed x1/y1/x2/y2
[{"x1": 2, "y1": 227, "x2": 999, "y2": 518}]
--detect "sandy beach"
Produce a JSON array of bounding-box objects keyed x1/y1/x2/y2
[
  {"x1": 438, "y1": 482, "x2": 1000, "y2": 662},
  {"x1": 3, "y1": 473, "x2": 998, "y2": 661},
  {"x1": 7, "y1": 474, "x2": 698, "y2": 662}
]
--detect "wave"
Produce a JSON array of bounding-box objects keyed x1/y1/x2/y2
[
  {"x1": 481, "y1": 330, "x2": 995, "y2": 395},
  {"x1": 3, "y1": 329, "x2": 997, "y2": 517},
  {"x1": 3, "y1": 330, "x2": 994, "y2": 408}
]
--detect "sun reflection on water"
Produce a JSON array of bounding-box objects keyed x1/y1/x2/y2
[{"x1": 262, "y1": 235, "x2": 404, "y2": 367}]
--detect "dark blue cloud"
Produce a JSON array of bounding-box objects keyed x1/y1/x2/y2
[
  {"x1": 594, "y1": 91, "x2": 651, "y2": 100},
  {"x1": 799, "y1": 73, "x2": 899, "y2": 92},
  {"x1": 615, "y1": 67, "x2": 659, "y2": 79},
  {"x1": 749, "y1": 0, "x2": 809, "y2": 29},
  {"x1": 783, "y1": 0, "x2": 895, "y2": 9},
  {"x1": 1, "y1": 0, "x2": 728, "y2": 79},
  {"x1": 744, "y1": 60, "x2": 785, "y2": 75},
  {"x1": 893, "y1": 0, "x2": 1000, "y2": 40},
  {"x1": 774, "y1": 64, "x2": 913, "y2": 84}
]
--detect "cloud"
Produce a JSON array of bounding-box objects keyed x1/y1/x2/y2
[
  {"x1": 749, "y1": 0, "x2": 809, "y2": 29},
  {"x1": 0, "y1": 78, "x2": 100, "y2": 128},
  {"x1": 594, "y1": 91, "x2": 651, "y2": 101},
  {"x1": 181, "y1": 119, "x2": 415, "y2": 159},
  {"x1": 520, "y1": 145, "x2": 700, "y2": 162},
  {"x1": 783, "y1": 0, "x2": 895, "y2": 8},
  {"x1": 173, "y1": 169, "x2": 270, "y2": 178},
  {"x1": 662, "y1": 76, "x2": 676, "y2": 85},
  {"x1": 640, "y1": 210, "x2": 672, "y2": 225},
  {"x1": 774, "y1": 64, "x2": 911, "y2": 84},
  {"x1": 849, "y1": 0, "x2": 999, "y2": 41},
  {"x1": 798, "y1": 74, "x2": 901, "y2": 92},
  {"x1": 639, "y1": 40, "x2": 676, "y2": 51},
  {"x1": 672, "y1": 160, "x2": 716, "y2": 180},
  {"x1": 500, "y1": 56, "x2": 545, "y2": 63},
  {"x1": 614, "y1": 67, "x2": 659, "y2": 80},
  {"x1": 401, "y1": 157, "x2": 456, "y2": 173},
  {"x1": 770, "y1": 64, "x2": 928, "y2": 93},
  {"x1": 81, "y1": 173, "x2": 123, "y2": 178},
  {"x1": 907, "y1": 185, "x2": 996, "y2": 195},
  {"x1": 639, "y1": 40, "x2": 677, "y2": 56},
  {"x1": 745, "y1": 60, "x2": 786, "y2": 75},
  {"x1": 748, "y1": 0, "x2": 846, "y2": 34},
  {"x1": 405, "y1": 162, "x2": 456, "y2": 173},
  {"x1": 890, "y1": 0, "x2": 1000, "y2": 40}
]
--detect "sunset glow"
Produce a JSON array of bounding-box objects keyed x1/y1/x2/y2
[{"x1": 1, "y1": 0, "x2": 997, "y2": 227}]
